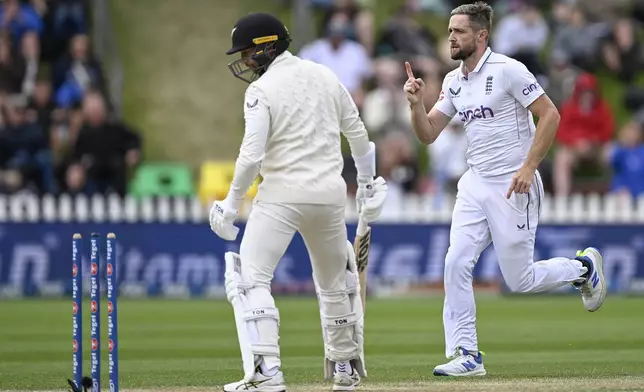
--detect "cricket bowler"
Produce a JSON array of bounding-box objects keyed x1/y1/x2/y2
[
  {"x1": 403, "y1": 1, "x2": 607, "y2": 377},
  {"x1": 210, "y1": 13, "x2": 388, "y2": 391}
]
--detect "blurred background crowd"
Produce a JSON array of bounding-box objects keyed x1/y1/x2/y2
[
  {"x1": 1, "y1": 0, "x2": 643, "y2": 210},
  {"x1": 0, "y1": 0, "x2": 140, "y2": 197},
  {"x1": 297, "y1": 0, "x2": 644, "y2": 208}
]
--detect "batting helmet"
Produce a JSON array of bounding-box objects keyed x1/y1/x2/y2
[{"x1": 226, "y1": 13, "x2": 291, "y2": 83}]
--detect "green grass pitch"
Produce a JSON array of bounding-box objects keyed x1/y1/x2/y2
[{"x1": 1, "y1": 295, "x2": 643, "y2": 391}]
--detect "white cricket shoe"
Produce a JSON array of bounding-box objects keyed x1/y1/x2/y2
[
  {"x1": 433, "y1": 347, "x2": 486, "y2": 377},
  {"x1": 332, "y1": 362, "x2": 359, "y2": 391},
  {"x1": 223, "y1": 370, "x2": 286, "y2": 392},
  {"x1": 574, "y1": 247, "x2": 607, "y2": 312}
]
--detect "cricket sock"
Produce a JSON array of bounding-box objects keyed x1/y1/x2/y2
[
  {"x1": 460, "y1": 347, "x2": 478, "y2": 357},
  {"x1": 574, "y1": 258, "x2": 591, "y2": 280},
  {"x1": 259, "y1": 363, "x2": 279, "y2": 377},
  {"x1": 570, "y1": 259, "x2": 590, "y2": 286},
  {"x1": 335, "y1": 361, "x2": 353, "y2": 375},
  {"x1": 258, "y1": 356, "x2": 280, "y2": 377}
]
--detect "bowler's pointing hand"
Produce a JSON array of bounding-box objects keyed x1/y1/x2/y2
[{"x1": 403, "y1": 62, "x2": 425, "y2": 106}]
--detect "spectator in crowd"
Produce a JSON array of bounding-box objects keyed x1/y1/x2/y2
[
  {"x1": 625, "y1": 85, "x2": 644, "y2": 117},
  {"x1": 299, "y1": 10, "x2": 372, "y2": 107},
  {"x1": 376, "y1": 0, "x2": 439, "y2": 60},
  {"x1": 36, "y1": 0, "x2": 88, "y2": 62},
  {"x1": 53, "y1": 33, "x2": 105, "y2": 108},
  {"x1": 374, "y1": 127, "x2": 414, "y2": 215},
  {"x1": 376, "y1": 124, "x2": 419, "y2": 195},
  {"x1": 26, "y1": 78, "x2": 54, "y2": 141},
  {"x1": 64, "y1": 92, "x2": 141, "y2": 196},
  {"x1": 492, "y1": 0, "x2": 548, "y2": 85},
  {"x1": 51, "y1": 102, "x2": 84, "y2": 182},
  {"x1": 318, "y1": 0, "x2": 374, "y2": 55},
  {"x1": 0, "y1": 97, "x2": 54, "y2": 194},
  {"x1": 376, "y1": 0, "x2": 444, "y2": 82},
  {"x1": 550, "y1": 3, "x2": 611, "y2": 73},
  {"x1": 545, "y1": 51, "x2": 581, "y2": 109},
  {"x1": 553, "y1": 73, "x2": 614, "y2": 196},
  {"x1": 601, "y1": 16, "x2": 643, "y2": 83},
  {"x1": 580, "y1": 0, "x2": 632, "y2": 22},
  {"x1": 606, "y1": 121, "x2": 644, "y2": 198},
  {"x1": 362, "y1": 57, "x2": 411, "y2": 137},
  {"x1": 51, "y1": 0, "x2": 87, "y2": 42},
  {"x1": 20, "y1": 30, "x2": 40, "y2": 98},
  {"x1": 0, "y1": 0, "x2": 43, "y2": 48},
  {"x1": 0, "y1": 31, "x2": 26, "y2": 95}
]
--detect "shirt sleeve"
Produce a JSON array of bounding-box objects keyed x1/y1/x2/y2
[
  {"x1": 504, "y1": 60, "x2": 544, "y2": 108},
  {"x1": 432, "y1": 73, "x2": 457, "y2": 118},
  {"x1": 226, "y1": 84, "x2": 270, "y2": 205},
  {"x1": 338, "y1": 82, "x2": 370, "y2": 157}
]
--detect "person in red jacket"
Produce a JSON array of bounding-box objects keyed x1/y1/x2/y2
[{"x1": 553, "y1": 72, "x2": 614, "y2": 196}]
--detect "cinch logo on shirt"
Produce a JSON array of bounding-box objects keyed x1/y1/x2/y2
[
  {"x1": 522, "y1": 82, "x2": 540, "y2": 96},
  {"x1": 458, "y1": 105, "x2": 495, "y2": 122}
]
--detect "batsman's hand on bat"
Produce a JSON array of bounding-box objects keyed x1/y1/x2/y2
[
  {"x1": 209, "y1": 197, "x2": 240, "y2": 241},
  {"x1": 356, "y1": 176, "x2": 388, "y2": 222},
  {"x1": 403, "y1": 62, "x2": 425, "y2": 106}
]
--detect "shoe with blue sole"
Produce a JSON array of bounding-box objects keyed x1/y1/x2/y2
[
  {"x1": 573, "y1": 247, "x2": 607, "y2": 312},
  {"x1": 433, "y1": 347, "x2": 486, "y2": 377}
]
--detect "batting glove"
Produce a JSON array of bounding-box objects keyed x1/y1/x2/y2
[
  {"x1": 357, "y1": 176, "x2": 387, "y2": 222},
  {"x1": 356, "y1": 176, "x2": 374, "y2": 213},
  {"x1": 209, "y1": 198, "x2": 240, "y2": 241}
]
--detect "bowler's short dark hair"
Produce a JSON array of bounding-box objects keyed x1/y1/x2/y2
[{"x1": 451, "y1": 1, "x2": 494, "y2": 33}]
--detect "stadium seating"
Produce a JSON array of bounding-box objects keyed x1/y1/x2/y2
[
  {"x1": 198, "y1": 161, "x2": 260, "y2": 204},
  {"x1": 129, "y1": 162, "x2": 195, "y2": 197}
]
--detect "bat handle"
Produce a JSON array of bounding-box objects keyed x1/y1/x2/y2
[{"x1": 356, "y1": 214, "x2": 369, "y2": 236}]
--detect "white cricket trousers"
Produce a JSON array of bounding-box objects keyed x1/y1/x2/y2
[
  {"x1": 239, "y1": 200, "x2": 357, "y2": 368},
  {"x1": 442, "y1": 169, "x2": 586, "y2": 357}
]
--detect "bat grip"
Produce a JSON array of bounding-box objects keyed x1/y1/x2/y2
[{"x1": 356, "y1": 214, "x2": 369, "y2": 236}]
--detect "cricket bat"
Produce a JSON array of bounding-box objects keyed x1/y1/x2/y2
[{"x1": 353, "y1": 214, "x2": 371, "y2": 312}]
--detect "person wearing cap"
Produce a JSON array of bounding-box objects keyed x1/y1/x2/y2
[{"x1": 209, "y1": 12, "x2": 388, "y2": 392}]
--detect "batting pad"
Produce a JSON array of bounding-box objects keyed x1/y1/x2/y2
[
  {"x1": 316, "y1": 241, "x2": 367, "y2": 380},
  {"x1": 224, "y1": 252, "x2": 281, "y2": 382}
]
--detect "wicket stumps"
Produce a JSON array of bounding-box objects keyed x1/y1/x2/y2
[
  {"x1": 69, "y1": 233, "x2": 119, "y2": 392},
  {"x1": 90, "y1": 234, "x2": 101, "y2": 391},
  {"x1": 106, "y1": 233, "x2": 119, "y2": 392}
]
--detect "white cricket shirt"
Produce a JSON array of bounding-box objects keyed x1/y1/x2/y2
[
  {"x1": 227, "y1": 51, "x2": 371, "y2": 206},
  {"x1": 433, "y1": 47, "x2": 544, "y2": 177}
]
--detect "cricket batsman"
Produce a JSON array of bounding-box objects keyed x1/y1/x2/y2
[
  {"x1": 210, "y1": 13, "x2": 388, "y2": 391},
  {"x1": 403, "y1": 1, "x2": 607, "y2": 377}
]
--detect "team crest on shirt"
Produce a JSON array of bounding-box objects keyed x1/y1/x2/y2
[
  {"x1": 485, "y1": 75, "x2": 493, "y2": 95},
  {"x1": 438, "y1": 90, "x2": 445, "y2": 101}
]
